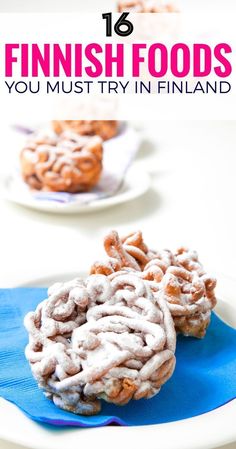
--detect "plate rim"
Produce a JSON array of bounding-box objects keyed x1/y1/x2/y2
[
  {"x1": 0, "y1": 398, "x2": 235, "y2": 449},
  {"x1": 0, "y1": 165, "x2": 151, "y2": 214}
]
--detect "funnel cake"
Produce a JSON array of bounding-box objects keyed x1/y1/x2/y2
[
  {"x1": 24, "y1": 274, "x2": 176, "y2": 415},
  {"x1": 117, "y1": 0, "x2": 178, "y2": 12},
  {"x1": 52, "y1": 120, "x2": 118, "y2": 141},
  {"x1": 160, "y1": 248, "x2": 217, "y2": 338},
  {"x1": 91, "y1": 230, "x2": 158, "y2": 274},
  {"x1": 90, "y1": 230, "x2": 217, "y2": 338},
  {"x1": 20, "y1": 130, "x2": 103, "y2": 193}
]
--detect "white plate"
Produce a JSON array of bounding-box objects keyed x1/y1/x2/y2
[
  {"x1": 0, "y1": 272, "x2": 235, "y2": 449},
  {"x1": 0, "y1": 165, "x2": 150, "y2": 214}
]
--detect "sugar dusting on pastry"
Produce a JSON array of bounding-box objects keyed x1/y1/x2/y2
[
  {"x1": 90, "y1": 230, "x2": 217, "y2": 338},
  {"x1": 24, "y1": 273, "x2": 176, "y2": 415},
  {"x1": 20, "y1": 130, "x2": 103, "y2": 193}
]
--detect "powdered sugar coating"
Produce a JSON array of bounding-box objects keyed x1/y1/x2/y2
[
  {"x1": 24, "y1": 273, "x2": 176, "y2": 415},
  {"x1": 159, "y1": 249, "x2": 216, "y2": 337},
  {"x1": 90, "y1": 230, "x2": 217, "y2": 338},
  {"x1": 20, "y1": 130, "x2": 103, "y2": 192}
]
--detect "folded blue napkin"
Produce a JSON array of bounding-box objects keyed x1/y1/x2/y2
[{"x1": 0, "y1": 288, "x2": 236, "y2": 427}]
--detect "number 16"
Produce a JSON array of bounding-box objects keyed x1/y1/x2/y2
[{"x1": 102, "y1": 12, "x2": 134, "y2": 37}]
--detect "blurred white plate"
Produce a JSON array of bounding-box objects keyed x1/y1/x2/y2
[
  {"x1": 0, "y1": 165, "x2": 150, "y2": 214},
  {"x1": 0, "y1": 272, "x2": 235, "y2": 449}
]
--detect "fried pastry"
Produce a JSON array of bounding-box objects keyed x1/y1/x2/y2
[
  {"x1": 90, "y1": 230, "x2": 217, "y2": 338},
  {"x1": 52, "y1": 120, "x2": 118, "y2": 141},
  {"x1": 160, "y1": 248, "x2": 217, "y2": 338},
  {"x1": 20, "y1": 130, "x2": 103, "y2": 193},
  {"x1": 24, "y1": 273, "x2": 176, "y2": 415},
  {"x1": 117, "y1": 0, "x2": 178, "y2": 13}
]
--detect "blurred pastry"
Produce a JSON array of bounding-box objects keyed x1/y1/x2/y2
[
  {"x1": 52, "y1": 120, "x2": 118, "y2": 141},
  {"x1": 117, "y1": 0, "x2": 178, "y2": 12},
  {"x1": 20, "y1": 130, "x2": 103, "y2": 193}
]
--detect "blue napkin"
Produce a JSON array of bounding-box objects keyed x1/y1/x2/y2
[{"x1": 0, "y1": 288, "x2": 236, "y2": 427}]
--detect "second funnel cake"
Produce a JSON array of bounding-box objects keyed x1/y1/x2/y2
[{"x1": 91, "y1": 230, "x2": 217, "y2": 338}]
